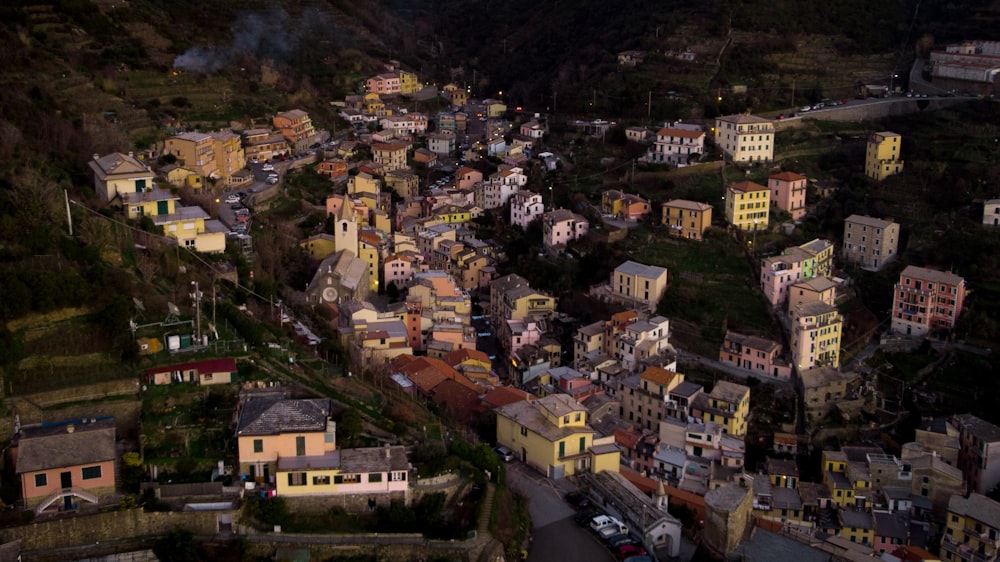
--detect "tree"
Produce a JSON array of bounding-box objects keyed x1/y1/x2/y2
[
  {"x1": 152, "y1": 528, "x2": 198, "y2": 562},
  {"x1": 337, "y1": 408, "x2": 363, "y2": 447}
]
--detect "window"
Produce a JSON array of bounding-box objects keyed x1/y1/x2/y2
[
  {"x1": 520, "y1": 427, "x2": 528, "y2": 437},
  {"x1": 369, "y1": 473, "x2": 383, "y2": 483},
  {"x1": 296, "y1": 436, "x2": 306, "y2": 456},
  {"x1": 253, "y1": 439, "x2": 263, "y2": 453},
  {"x1": 34, "y1": 474, "x2": 47, "y2": 487},
  {"x1": 82, "y1": 466, "x2": 102, "y2": 480},
  {"x1": 288, "y1": 472, "x2": 307, "y2": 486},
  {"x1": 391, "y1": 471, "x2": 407, "y2": 482},
  {"x1": 313, "y1": 475, "x2": 331, "y2": 485}
]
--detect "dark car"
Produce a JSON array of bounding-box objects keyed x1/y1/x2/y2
[
  {"x1": 574, "y1": 509, "x2": 600, "y2": 526},
  {"x1": 564, "y1": 491, "x2": 591, "y2": 509},
  {"x1": 607, "y1": 535, "x2": 638, "y2": 548}
]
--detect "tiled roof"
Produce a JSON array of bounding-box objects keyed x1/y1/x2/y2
[
  {"x1": 147, "y1": 358, "x2": 237, "y2": 376},
  {"x1": 709, "y1": 380, "x2": 749, "y2": 404},
  {"x1": 664, "y1": 199, "x2": 712, "y2": 212},
  {"x1": 901, "y1": 265, "x2": 965, "y2": 286},
  {"x1": 236, "y1": 397, "x2": 331, "y2": 436},
  {"x1": 482, "y1": 386, "x2": 534, "y2": 409},
  {"x1": 728, "y1": 181, "x2": 769, "y2": 193},
  {"x1": 845, "y1": 214, "x2": 896, "y2": 228},
  {"x1": 640, "y1": 366, "x2": 677, "y2": 388},
  {"x1": 15, "y1": 418, "x2": 117, "y2": 473},
  {"x1": 656, "y1": 127, "x2": 704, "y2": 139},
  {"x1": 769, "y1": 171, "x2": 807, "y2": 182}
]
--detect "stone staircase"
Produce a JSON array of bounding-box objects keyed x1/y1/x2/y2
[{"x1": 478, "y1": 482, "x2": 497, "y2": 533}]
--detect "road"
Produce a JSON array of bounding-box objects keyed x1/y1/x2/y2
[{"x1": 505, "y1": 462, "x2": 614, "y2": 562}]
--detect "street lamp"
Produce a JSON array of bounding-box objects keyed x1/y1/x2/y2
[{"x1": 890, "y1": 73, "x2": 900, "y2": 95}]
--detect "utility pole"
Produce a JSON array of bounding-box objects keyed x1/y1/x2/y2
[
  {"x1": 647, "y1": 91, "x2": 652, "y2": 121},
  {"x1": 64, "y1": 190, "x2": 73, "y2": 236},
  {"x1": 790, "y1": 78, "x2": 796, "y2": 108},
  {"x1": 190, "y1": 281, "x2": 203, "y2": 344}
]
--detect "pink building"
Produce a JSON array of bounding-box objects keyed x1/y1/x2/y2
[
  {"x1": 718, "y1": 331, "x2": 792, "y2": 380},
  {"x1": 384, "y1": 254, "x2": 417, "y2": 289},
  {"x1": 15, "y1": 418, "x2": 117, "y2": 512},
  {"x1": 891, "y1": 266, "x2": 967, "y2": 337},
  {"x1": 455, "y1": 166, "x2": 483, "y2": 191},
  {"x1": 760, "y1": 247, "x2": 812, "y2": 306},
  {"x1": 768, "y1": 171, "x2": 807, "y2": 220},
  {"x1": 542, "y1": 208, "x2": 589, "y2": 250},
  {"x1": 507, "y1": 317, "x2": 542, "y2": 354},
  {"x1": 365, "y1": 73, "x2": 401, "y2": 95},
  {"x1": 510, "y1": 191, "x2": 545, "y2": 229}
]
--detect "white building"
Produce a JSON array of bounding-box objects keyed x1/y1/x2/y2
[
  {"x1": 645, "y1": 123, "x2": 705, "y2": 165},
  {"x1": 714, "y1": 114, "x2": 774, "y2": 163},
  {"x1": 510, "y1": 190, "x2": 545, "y2": 229},
  {"x1": 542, "y1": 209, "x2": 589, "y2": 250}
]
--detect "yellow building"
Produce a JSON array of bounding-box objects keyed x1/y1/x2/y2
[
  {"x1": 434, "y1": 205, "x2": 472, "y2": 224},
  {"x1": 300, "y1": 233, "x2": 338, "y2": 260},
  {"x1": 662, "y1": 199, "x2": 713, "y2": 241},
  {"x1": 865, "y1": 131, "x2": 904, "y2": 181},
  {"x1": 399, "y1": 70, "x2": 420, "y2": 95},
  {"x1": 839, "y1": 509, "x2": 874, "y2": 547},
  {"x1": 151, "y1": 204, "x2": 227, "y2": 254},
  {"x1": 789, "y1": 301, "x2": 842, "y2": 372},
  {"x1": 348, "y1": 172, "x2": 382, "y2": 197},
  {"x1": 484, "y1": 98, "x2": 507, "y2": 118},
  {"x1": 208, "y1": 131, "x2": 247, "y2": 186},
  {"x1": 358, "y1": 234, "x2": 382, "y2": 292},
  {"x1": 163, "y1": 132, "x2": 218, "y2": 183},
  {"x1": 942, "y1": 493, "x2": 1000, "y2": 562},
  {"x1": 725, "y1": 181, "x2": 770, "y2": 231},
  {"x1": 372, "y1": 142, "x2": 409, "y2": 172},
  {"x1": 495, "y1": 394, "x2": 620, "y2": 478},
  {"x1": 273, "y1": 109, "x2": 318, "y2": 152},
  {"x1": 821, "y1": 450, "x2": 856, "y2": 507},
  {"x1": 88, "y1": 152, "x2": 156, "y2": 204},
  {"x1": 121, "y1": 189, "x2": 178, "y2": 220},
  {"x1": 162, "y1": 164, "x2": 202, "y2": 190},
  {"x1": 697, "y1": 380, "x2": 750, "y2": 436}
]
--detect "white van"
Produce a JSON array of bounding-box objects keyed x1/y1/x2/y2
[{"x1": 590, "y1": 515, "x2": 627, "y2": 534}]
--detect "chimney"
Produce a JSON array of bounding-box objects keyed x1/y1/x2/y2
[
  {"x1": 385, "y1": 443, "x2": 391, "y2": 458},
  {"x1": 66, "y1": 424, "x2": 75, "y2": 434},
  {"x1": 93, "y1": 153, "x2": 100, "y2": 160},
  {"x1": 128, "y1": 151, "x2": 134, "y2": 158}
]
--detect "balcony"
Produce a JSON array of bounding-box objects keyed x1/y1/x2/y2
[{"x1": 941, "y1": 536, "x2": 994, "y2": 562}]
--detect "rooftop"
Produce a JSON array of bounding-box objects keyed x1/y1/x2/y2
[
  {"x1": 845, "y1": 214, "x2": 897, "y2": 229},
  {"x1": 663, "y1": 199, "x2": 712, "y2": 212},
  {"x1": 704, "y1": 483, "x2": 750, "y2": 511},
  {"x1": 954, "y1": 414, "x2": 1000, "y2": 442},
  {"x1": 900, "y1": 265, "x2": 965, "y2": 286},
  {"x1": 948, "y1": 492, "x2": 1000, "y2": 526},
  {"x1": 728, "y1": 181, "x2": 769, "y2": 193},
  {"x1": 709, "y1": 380, "x2": 749, "y2": 404},
  {"x1": 15, "y1": 417, "x2": 117, "y2": 474},
  {"x1": 236, "y1": 397, "x2": 331, "y2": 436}
]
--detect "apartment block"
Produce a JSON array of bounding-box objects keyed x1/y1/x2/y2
[
  {"x1": 662, "y1": 199, "x2": 713, "y2": 241},
  {"x1": 725, "y1": 181, "x2": 770, "y2": 231},
  {"x1": 768, "y1": 171, "x2": 807, "y2": 220},
  {"x1": 891, "y1": 266, "x2": 966, "y2": 337},
  {"x1": 714, "y1": 114, "x2": 774, "y2": 163},
  {"x1": 789, "y1": 301, "x2": 842, "y2": 372},
  {"x1": 843, "y1": 215, "x2": 900, "y2": 271},
  {"x1": 865, "y1": 131, "x2": 904, "y2": 181}
]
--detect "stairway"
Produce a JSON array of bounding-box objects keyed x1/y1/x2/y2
[{"x1": 478, "y1": 482, "x2": 497, "y2": 533}]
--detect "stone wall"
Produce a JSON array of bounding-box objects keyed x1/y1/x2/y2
[
  {"x1": 776, "y1": 97, "x2": 970, "y2": 129},
  {"x1": 283, "y1": 490, "x2": 409, "y2": 513},
  {"x1": 0, "y1": 509, "x2": 224, "y2": 552},
  {"x1": 239, "y1": 533, "x2": 482, "y2": 562}
]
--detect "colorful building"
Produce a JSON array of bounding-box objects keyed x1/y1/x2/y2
[
  {"x1": 718, "y1": 331, "x2": 792, "y2": 380},
  {"x1": 495, "y1": 394, "x2": 620, "y2": 478},
  {"x1": 865, "y1": 131, "x2": 904, "y2": 181},
  {"x1": 725, "y1": 181, "x2": 770, "y2": 231},
  {"x1": 941, "y1": 493, "x2": 1000, "y2": 562},
  {"x1": 843, "y1": 215, "x2": 900, "y2": 271},
  {"x1": 662, "y1": 199, "x2": 713, "y2": 241},
  {"x1": 789, "y1": 301, "x2": 842, "y2": 372},
  {"x1": 695, "y1": 381, "x2": 750, "y2": 436},
  {"x1": 714, "y1": 114, "x2": 774, "y2": 163},
  {"x1": 610, "y1": 261, "x2": 669, "y2": 310},
  {"x1": 891, "y1": 266, "x2": 966, "y2": 337},
  {"x1": 768, "y1": 171, "x2": 807, "y2": 221},
  {"x1": 88, "y1": 152, "x2": 155, "y2": 204}
]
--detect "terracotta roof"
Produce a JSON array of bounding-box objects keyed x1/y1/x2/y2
[
  {"x1": 640, "y1": 366, "x2": 677, "y2": 388},
  {"x1": 769, "y1": 171, "x2": 807, "y2": 182},
  {"x1": 482, "y1": 386, "x2": 534, "y2": 409},
  {"x1": 445, "y1": 348, "x2": 490, "y2": 366},
  {"x1": 614, "y1": 428, "x2": 641, "y2": 449},
  {"x1": 728, "y1": 181, "x2": 769, "y2": 193},
  {"x1": 656, "y1": 127, "x2": 704, "y2": 139}
]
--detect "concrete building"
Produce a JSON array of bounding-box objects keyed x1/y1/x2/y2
[
  {"x1": 703, "y1": 483, "x2": 753, "y2": 556},
  {"x1": 694, "y1": 380, "x2": 750, "y2": 436},
  {"x1": 954, "y1": 414, "x2": 1000, "y2": 496},
  {"x1": 718, "y1": 331, "x2": 792, "y2": 380},
  {"x1": 610, "y1": 261, "x2": 669, "y2": 310},
  {"x1": 865, "y1": 131, "x2": 904, "y2": 181},
  {"x1": 985, "y1": 199, "x2": 1000, "y2": 227},
  {"x1": 646, "y1": 123, "x2": 705, "y2": 165},
  {"x1": 714, "y1": 114, "x2": 774, "y2": 163},
  {"x1": 725, "y1": 181, "x2": 770, "y2": 231},
  {"x1": 843, "y1": 215, "x2": 900, "y2": 271},
  {"x1": 890, "y1": 266, "x2": 966, "y2": 337},
  {"x1": 768, "y1": 171, "x2": 807, "y2": 221},
  {"x1": 789, "y1": 301, "x2": 843, "y2": 372},
  {"x1": 941, "y1": 493, "x2": 1000, "y2": 562},
  {"x1": 89, "y1": 152, "x2": 155, "y2": 204},
  {"x1": 542, "y1": 209, "x2": 589, "y2": 251},
  {"x1": 788, "y1": 276, "x2": 838, "y2": 311},
  {"x1": 662, "y1": 199, "x2": 713, "y2": 241},
  {"x1": 510, "y1": 190, "x2": 545, "y2": 229}
]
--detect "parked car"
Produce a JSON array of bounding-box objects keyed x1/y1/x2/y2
[
  {"x1": 224, "y1": 194, "x2": 240, "y2": 204},
  {"x1": 261, "y1": 163, "x2": 275, "y2": 171},
  {"x1": 621, "y1": 557, "x2": 652, "y2": 562},
  {"x1": 607, "y1": 535, "x2": 639, "y2": 548},
  {"x1": 599, "y1": 526, "x2": 629, "y2": 542},
  {"x1": 266, "y1": 177, "x2": 279, "y2": 185},
  {"x1": 799, "y1": 106, "x2": 812, "y2": 112},
  {"x1": 574, "y1": 509, "x2": 600, "y2": 526},
  {"x1": 591, "y1": 515, "x2": 628, "y2": 534},
  {"x1": 614, "y1": 544, "x2": 648, "y2": 560},
  {"x1": 564, "y1": 491, "x2": 591, "y2": 509},
  {"x1": 493, "y1": 446, "x2": 514, "y2": 462}
]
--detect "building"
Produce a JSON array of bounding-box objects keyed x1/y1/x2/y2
[
  {"x1": 163, "y1": 132, "x2": 218, "y2": 182},
  {"x1": 788, "y1": 276, "x2": 838, "y2": 311},
  {"x1": 984, "y1": 199, "x2": 1000, "y2": 227},
  {"x1": 207, "y1": 130, "x2": 247, "y2": 186},
  {"x1": 144, "y1": 358, "x2": 237, "y2": 386},
  {"x1": 695, "y1": 380, "x2": 750, "y2": 436},
  {"x1": 768, "y1": 171, "x2": 807, "y2": 221},
  {"x1": 789, "y1": 302, "x2": 843, "y2": 372},
  {"x1": 610, "y1": 261, "x2": 670, "y2": 310},
  {"x1": 865, "y1": 131, "x2": 904, "y2": 181},
  {"x1": 542, "y1": 209, "x2": 589, "y2": 251},
  {"x1": 760, "y1": 239, "x2": 835, "y2": 307},
  {"x1": 149, "y1": 200, "x2": 228, "y2": 254},
  {"x1": 941, "y1": 493, "x2": 1000, "y2": 562},
  {"x1": 490, "y1": 274, "x2": 557, "y2": 356},
  {"x1": 15, "y1": 418, "x2": 117, "y2": 512},
  {"x1": 273, "y1": 109, "x2": 318, "y2": 152},
  {"x1": 703, "y1": 484, "x2": 753, "y2": 556},
  {"x1": 662, "y1": 199, "x2": 713, "y2": 241},
  {"x1": 241, "y1": 128, "x2": 289, "y2": 162},
  {"x1": 714, "y1": 114, "x2": 774, "y2": 163},
  {"x1": 89, "y1": 152, "x2": 155, "y2": 204},
  {"x1": 372, "y1": 142, "x2": 409, "y2": 172},
  {"x1": 618, "y1": 366, "x2": 683, "y2": 432},
  {"x1": 510, "y1": 190, "x2": 545, "y2": 229},
  {"x1": 646, "y1": 124, "x2": 705, "y2": 165},
  {"x1": 890, "y1": 266, "x2": 967, "y2": 337},
  {"x1": 954, "y1": 414, "x2": 1000, "y2": 496},
  {"x1": 601, "y1": 190, "x2": 652, "y2": 221},
  {"x1": 495, "y1": 394, "x2": 620, "y2": 478},
  {"x1": 306, "y1": 250, "x2": 371, "y2": 306},
  {"x1": 843, "y1": 215, "x2": 900, "y2": 271},
  {"x1": 366, "y1": 73, "x2": 400, "y2": 95},
  {"x1": 725, "y1": 181, "x2": 770, "y2": 231},
  {"x1": 801, "y1": 367, "x2": 859, "y2": 418},
  {"x1": 718, "y1": 331, "x2": 792, "y2": 380}
]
